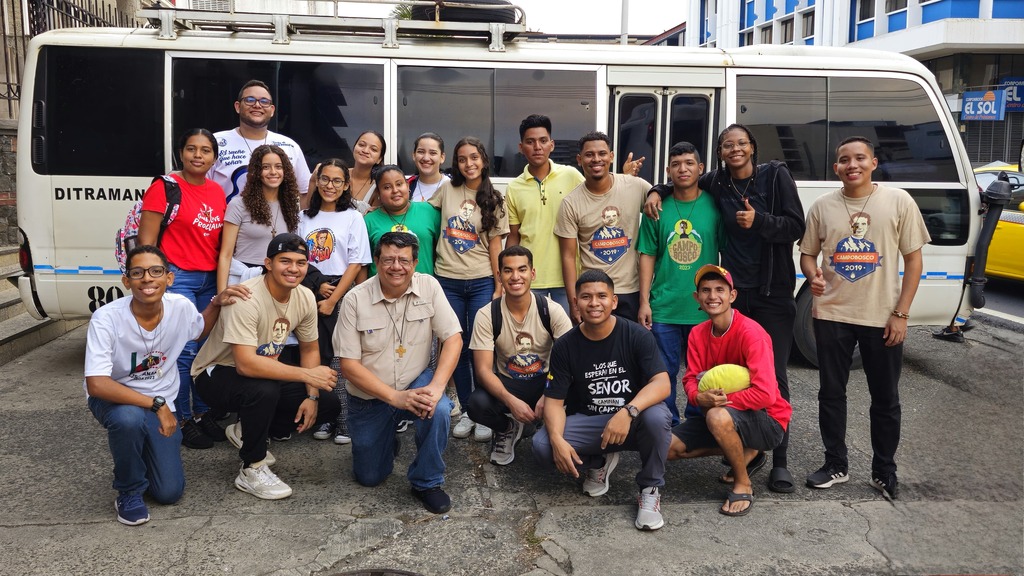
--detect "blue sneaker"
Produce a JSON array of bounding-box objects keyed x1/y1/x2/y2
[{"x1": 115, "y1": 493, "x2": 150, "y2": 526}]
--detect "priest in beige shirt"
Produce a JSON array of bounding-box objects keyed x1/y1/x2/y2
[{"x1": 334, "y1": 231, "x2": 462, "y2": 514}]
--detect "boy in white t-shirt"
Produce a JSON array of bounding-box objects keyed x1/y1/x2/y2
[{"x1": 85, "y1": 246, "x2": 249, "y2": 526}]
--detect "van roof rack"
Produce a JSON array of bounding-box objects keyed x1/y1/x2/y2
[{"x1": 136, "y1": 0, "x2": 526, "y2": 51}]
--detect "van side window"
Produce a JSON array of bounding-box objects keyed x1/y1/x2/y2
[
  {"x1": 172, "y1": 59, "x2": 384, "y2": 170},
  {"x1": 397, "y1": 66, "x2": 596, "y2": 178},
  {"x1": 737, "y1": 74, "x2": 958, "y2": 182},
  {"x1": 35, "y1": 47, "x2": 163, "y2": 176}
]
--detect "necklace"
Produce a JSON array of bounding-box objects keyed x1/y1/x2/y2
[
  {"x1": 730, "y1": 175, "x2": 752, "y2": 201},
  {"x1": 386, "y1": 296, "x2": 411, "y2": 359},
  {"x1": 840, "y1": 183, "x2": 877, "y2": 232},
  {"x1": 351, "y1": 173, "x2": 372, "y2": 202},
  {"x1": 506, "y1": 297, "x2": 529, "y2": 337},
  {"x1": 240, "y1": 128, "x2": 269, "y2": 154},
  {"x1": 671, "y1": 190, "x2": 701, "y2": 232},
  {"x1": 384, "y1": 204, "x2": 410, "y2": 232},
  {"x1": 130, "y1": 299, "x2": 164, "y2": 376},
  {"x1": 708, "y1": 309, "x2": 734, "y2": 369},
  {"x1": 269, "y1": 200, "x2": 281, "y2": 236}
]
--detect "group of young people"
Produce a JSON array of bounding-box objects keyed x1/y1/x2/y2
[{"x1": 84, "y1": 79, "x2": 930, "y2": 531}]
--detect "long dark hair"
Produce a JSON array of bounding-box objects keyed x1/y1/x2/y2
[
  {"x1": 713, "y1": 123, "x2": 760, "y2": 195},
  {"x1": 357, "y1": 130, "x2": 387, "y2": 168},
  {"x1": 176, "y1": 128, "x2": 218, "y2": 159},
  {"x1": 450, "y1": 137, "x2": 504, "y2": 234},
  {"x1": 305, "y1": 158, "x2": 354, "y2": 217},
  {"x1": 241, "y1": 144, "x2": 300, "y2": 233}
]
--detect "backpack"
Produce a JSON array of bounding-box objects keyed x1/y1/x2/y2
[
  {"x1": 490, "y1": 295, "x2": 554, "y2": 371},
  {"x1": 115, "y1": 176, "x2": 181, "y2": 273}
]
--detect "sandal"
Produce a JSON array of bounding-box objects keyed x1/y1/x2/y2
[
  {"x1": 719, "y1": 490, "x2": 754, "y2": 516},
  {"x1": 767, "y1": 466, "x2": 797, "y2": 493},
  {"x1": 718, "y1": 451, "x2": 766, "y2": 484}
]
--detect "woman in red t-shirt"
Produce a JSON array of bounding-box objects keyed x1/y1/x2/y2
[{"x1": 138, "y1": 128, "x2": 227, "y2": 450}]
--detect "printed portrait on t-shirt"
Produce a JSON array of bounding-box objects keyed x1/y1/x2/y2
[
  {"x1": 256, "y1": 317, "x2": 290, "y2": 357},
  {"x1": 305, "y1": 228, "x2": 335, "y2": 264},
  {"x1": 830, "y1": 211, "x2": 881, "y2": 282},
  {"x1": 129, "y1": 350, "x2": 168, "y2": 381},
  {"x1": 667, "y1": 218, "x2": 704, "y2": 266},
  {"x1": 590, "y1": 205, "x2": 630, "y2": 263},
  {"x1": 508, "y1": 331, "x2": 544, "y2": 380},
  {"x1": 444, "y1": 199, "x2": 480, "y2": 253}
]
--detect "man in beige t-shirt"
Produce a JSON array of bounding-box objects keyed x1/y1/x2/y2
[
  {"x1": 334, "y1": 231, "x2": 462, "y2": 515},
  {"x1": 555, "y1": 132, "x2": 651, "y2": 324},
  {"x1": 467, "y1": 246, "x2": 572, "y2": 467},
  {"x1": 193, "y1": 233, "x2": 338, "y2": 501}
]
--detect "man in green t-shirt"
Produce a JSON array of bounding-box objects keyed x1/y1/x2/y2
[{"x1": 637, "y1": 142, "x2": 722, "y2": 426}]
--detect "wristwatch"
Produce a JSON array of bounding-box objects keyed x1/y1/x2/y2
[
  {"x1": 623, "y1": 404, "x2": 640, "y2": 419},
  {"x1": 306, "y1": 395, "x2": 319, "y2": 402},
  {"x1": 150, "y1": 396, "x2": 165, "y2": 413}
]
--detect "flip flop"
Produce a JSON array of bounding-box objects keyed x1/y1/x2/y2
[
  {"x1": 719, "y1": 490, "x2": 754, "y2": 516},
  {"x1": 767, "y1": 466, "x2": 797, "y2": 493},
  {"x1": 718, "y1": 451, "x2": 766, "y2": 484}
]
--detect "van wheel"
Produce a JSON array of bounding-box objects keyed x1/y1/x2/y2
[
  {"x1": 410, "y1": 0, "x2": 519, "y2": 24},
  {"x1": 793, "y1": 287, "x2": 863, "y2": 370}
]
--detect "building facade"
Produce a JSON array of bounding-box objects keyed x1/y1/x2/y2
[{"x1": 682, "y1": 0, "x2": 1024, "y2": 165}]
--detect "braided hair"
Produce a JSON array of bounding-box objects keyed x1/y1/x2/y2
[{"x1": 713, "y1": 123, "x2": 760, "y2": 195}]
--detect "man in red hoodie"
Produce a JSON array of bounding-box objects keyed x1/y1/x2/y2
[{"x1": 667, "y1": 264, "x2": 792, "y2": 517}]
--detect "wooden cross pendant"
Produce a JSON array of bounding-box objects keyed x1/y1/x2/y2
[{"x1": 396, "y1": 345, "x2": 406, "y2": 358}]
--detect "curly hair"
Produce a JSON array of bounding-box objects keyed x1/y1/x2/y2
[
  {"x1": 241, "y1": 144, "x2": 300, "y2": 233},
  {"x1": 305, "y1": 158, "x2": 355, "y2": 217},
  {"x1": 450, "y1": 137, "x2": 505, "y2": 235}
]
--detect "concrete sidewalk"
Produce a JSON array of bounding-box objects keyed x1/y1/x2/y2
[{"x1": 0, "y1": 318, "x2": 1021, "y2": 576}]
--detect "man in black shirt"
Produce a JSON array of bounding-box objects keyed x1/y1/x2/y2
[{"x1": 532, "y1": 269, "x2": 672, "y2": 531}]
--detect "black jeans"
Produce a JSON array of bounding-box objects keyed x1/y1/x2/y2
[
  {"x1": 733, "y1": 288, "x2": 795, "y2": 468},
  {"x1": 466, "y1": 374, "x2": 546, "y2": 433},
  {"x1": 195, "y1": 362, "x2": 340, "y2": 465},
  {"x1": 813, "y1": 319, "x2": 902, "y2": 475}
]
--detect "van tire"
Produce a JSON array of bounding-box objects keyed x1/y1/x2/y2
[
  {"x1": 793, "y1": 286, "x2": 863, "y2": 370},
  {"x1": 410, "y1": 0, "x2": 519, "y2": 24}
]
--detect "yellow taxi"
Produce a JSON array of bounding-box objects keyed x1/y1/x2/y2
[{"x1": 975, "y1": 163, "x2": 1024, "y2": 281}]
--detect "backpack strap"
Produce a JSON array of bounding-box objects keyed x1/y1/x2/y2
[
  {"x1": 537, "y1": 295, "x2": 553, "y2": 337},
  {"x1": 490, "y1": 296, "x2": 503, "y2": 372},
  {"x1": 151, "y1": 175, "x2": 181, "y2": 245}
]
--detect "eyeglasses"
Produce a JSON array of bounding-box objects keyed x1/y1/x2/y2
[
  {"x1": 379, "y1": 257, "x2": 414, "y2": 268},
  {"x1": 318, "y1": 175, "x2": 347, "y2": 188},
  {"x1": 127, "y1": 266, "x2": 167, "y2": 280},
  {"x1": 240, "y1": 96, "x2": 273, "y2": 107},
  {"x1": 720, "y1": 141, "x2": 751, "y2": 152}
]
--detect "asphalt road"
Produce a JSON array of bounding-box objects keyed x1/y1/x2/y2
[{"x1": 0, "y1": 316, "x2": 1020, "y2": 576}]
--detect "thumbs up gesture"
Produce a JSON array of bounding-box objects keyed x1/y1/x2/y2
[
  {"x1": 736, "y1": 197, "x2": 756, "y2": 229},
  {"x1": 810, "y1": 267, "x2": 826, "y2": 297}
]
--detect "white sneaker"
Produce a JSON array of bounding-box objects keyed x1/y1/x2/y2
[
  {"x1": 635, "y1": 487, "x2": 664, "y2": 531},
  {"x1": 582, "y1": 452, "x2": 620, "y2": 497},
  {"x1": 489, "y1": 420, "x2": 524, "y2": 466},
  {"x1": 234, "y1": 462, "x2": 292, "y2": 500},
  {"x1": 473, "y1": 422, "x2": 493, "y2": 443},
  {"x1": 452, "y1": 414, "x2": 474, "y2": 439},
  {"x1": 333, "y1": 431, "x2": 352, "y2": 445},
  {"x1": 225, "y1": 421, "x2": 275, "y2": 466}
]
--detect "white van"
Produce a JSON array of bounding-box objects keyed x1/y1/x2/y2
[{"x1": 15, "y1": 7, "x2": 986, "y2": 362}]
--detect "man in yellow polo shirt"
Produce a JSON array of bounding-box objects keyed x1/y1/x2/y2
[{"x1": 506, "y1": 114, "x2": 584, "y2": 315}]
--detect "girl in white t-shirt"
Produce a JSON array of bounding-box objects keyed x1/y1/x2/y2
[
  {"x1": 408, "y1": 132, "x2": 450, "y2": 202},
  {"x1": 298, "y1": 159, "x2": 372, "y2": 445}
]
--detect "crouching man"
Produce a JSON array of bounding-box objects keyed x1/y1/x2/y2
[
  {"x1": 668, "y1": 265, "x2": 792, "y2": 517},
  {"x1": 532, "y1": 269, "x2": 672, "y2": 531},
  {"x1": 85, "y1": 246, "x2": 250, "y2": 525},
  {"x1": 193, "y1": 234, "x2": 339, "y2": 500},
  {"x1": 335, "y1": 232, "x2": 463, "y2": 514}
]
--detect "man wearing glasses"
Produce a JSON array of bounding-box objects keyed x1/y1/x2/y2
[
  {"x1": 334, "y1": 232, "x2": 463, "y2": 514},
  {"x1": 208, "y1": 79, "x2": 312, "y2": 205},
  {"x1": 84, "y1": 246, "x2": 249, "y2": 525}
]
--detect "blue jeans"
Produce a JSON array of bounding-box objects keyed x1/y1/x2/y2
[
  {"x1": 347, "y1": 370, "x2": 453, "y2": 490},
  {"x1": 166, "y1": 266, "x2": 217, "y2": 421},
  {"x1": 531, "y1": 287, "x2": 570, "y2": 317},
  {"x1": 650, "y1": 322, "x2": 698, "y2": 426},
  {"x1": 436, "y1": 275, "x2": 494, "y2": 410},
  {"x1": 88, "y1": 397, "x2": 185, "y2": 503}
]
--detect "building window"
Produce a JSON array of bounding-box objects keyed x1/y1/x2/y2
[
  {"x1": 885, "y1": 0, "x2": 908, "y2": 11},
  {"x1": 760, "y1": 25, "x2": 773, "y2": 44},
  {"x1": 781, "y1": 18, "x2": 794, "y2": 44},
  {"x1": 858, "y1": 0, "x2": 875, "y2": 21},
  {"x1": 740, "y1": 29, "x2": 754, "y2": 46},
  {"x1": 802, "y1": 11, "x2": 815, "y2": 38}
]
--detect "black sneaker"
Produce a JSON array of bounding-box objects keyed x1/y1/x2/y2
[
  {"x1": 194, "y1": 415, "x2": 227, "y2": 442},
  {"x1": 411, "y1": 486, "x2": 451, "y2": 514},
  {"x1": 806, "y1": 463, "x2": 849, "y2": 489},
  {"x1": 870, "y1": 471, "x2": 899, "y2": 500},
  {"x1": 181, "y1": 419, "x2": 214, "y2": 449},
  {"x1": 270, "y1": 432, "x2": 292, "y2": 442}
]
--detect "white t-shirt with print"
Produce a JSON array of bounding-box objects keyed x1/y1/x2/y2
[
  {"x1": 298, "y1": 208, "x2": 372, "y2": 276},
  {"x1": 83, "y1": 293, "x2": 205, "y2": 411},
  {"x1": 209, "y1": 128, "x2": 312, "y2": 203}
]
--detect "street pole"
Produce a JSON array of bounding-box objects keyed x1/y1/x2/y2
[{"x1": 620, "y1": 0, "x2": 629, "y2": 45}]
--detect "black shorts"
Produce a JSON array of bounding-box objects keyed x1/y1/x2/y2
[{"x1": 671, "y1": 407, "x2": 784, "y2": 452}]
